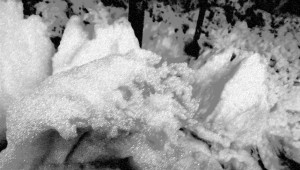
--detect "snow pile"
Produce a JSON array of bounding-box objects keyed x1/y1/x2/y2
[
  {"x1": 0, "y1": 51, "x2": 159, "y2": 169},
  {"x1": 0, "y1": 0, "x2": 299, "y2": 170},
  {"x1": 209, "y1": 52, "x2": 269, "y2": 145},
  {"x1": 0, "y1": 0, "x2": 53, "y2": 139},
  {"x1": 194, "y1": 19, "x2": 300, "y2": 169},
  {"x1": 1, "y1": 47, "x2": 204, "y2": 169},
  {"x1": 52, "y1": 15, "x2": 139, "y2": 73}
]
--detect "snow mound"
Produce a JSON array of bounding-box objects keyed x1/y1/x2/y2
[
  {"x1": 0, "y1": 50, "x2": 164, "y2": 169},
  {"x1": 0, "y1": 0, "x2": 53, "y2": 138},
  {"x1": 0, "y1": 44, "x2": 203, "y2": 169},
  {"x1": 207, "y1": 52, "x2": 269, "y2": 144},
  {"x1": 52, "y1": 16, "x2": 140, "y2": 74}
]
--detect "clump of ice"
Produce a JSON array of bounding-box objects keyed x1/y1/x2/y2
[{"x1": 0, "y1": 0, "x2": 53, "y2": 137}]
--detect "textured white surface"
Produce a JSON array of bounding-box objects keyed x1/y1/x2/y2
[
  {"x1": 52, "y1": 17, "x2": 140, "y2": 73},
  {"x1": 0, "y1": 51, "x2": 156, "y2": 169},
  {"x1": 206, "y1": 52, "x2": 269, "y2": 145},
  {"x1": 0, "y1": 0, "x2": 53, "y2": 134},
  {"x1": 1, "y1": 1, "x2": 299, "y2": 169},
  {"x1": 52, "y1": 16, "x2": 88, "y2": 73},
  {"x1": 221, "y1": 53, "x2": 267, "y2": 115}
]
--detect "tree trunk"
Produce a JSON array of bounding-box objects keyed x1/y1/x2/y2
[
  {"x1": 184, "y1": 0, "x2": 209, "y2": 58},
  {"x1": 128, "y1": 0, "x2": 146, "y2": 47}
]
